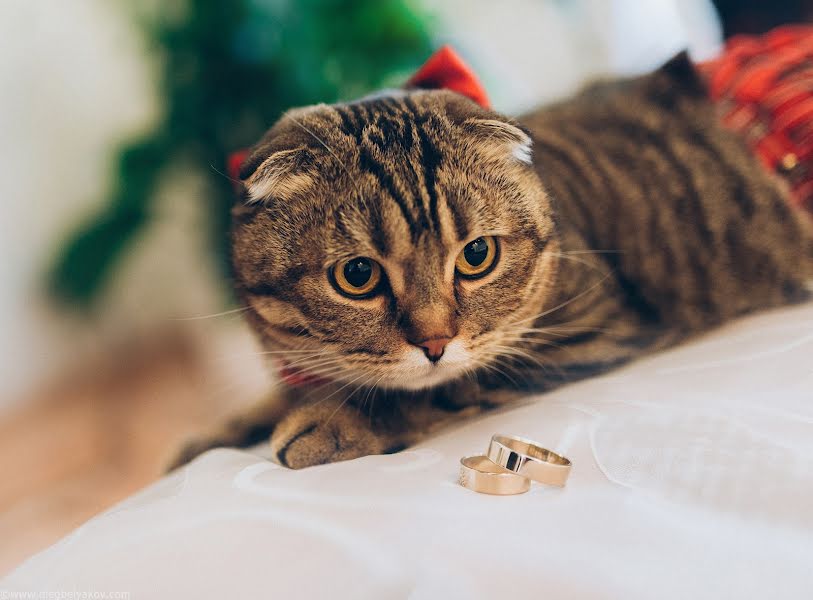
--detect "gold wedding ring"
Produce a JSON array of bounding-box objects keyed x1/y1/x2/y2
[
  {"x1": 486, "y1": 434, "x2": 572, "y2": 487},
  {"x1": 458, "y1": 455, "x2": 531, "y2": 495}
]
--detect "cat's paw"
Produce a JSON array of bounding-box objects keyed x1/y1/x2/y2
[{"x1": 270, "y1": 403, "x2": 395, "y2": 469}]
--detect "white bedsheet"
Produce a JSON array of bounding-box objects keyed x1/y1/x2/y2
[{"x1": 4, "y1": 303, "x2": 813, "y2": 599}]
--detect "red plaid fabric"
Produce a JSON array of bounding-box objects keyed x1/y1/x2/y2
[{"x1": 700, "y1": 25, "x2": 813, "y2": 214}]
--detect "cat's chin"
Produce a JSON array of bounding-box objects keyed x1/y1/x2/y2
[{"x1": 382, "y1": 366, "x2": 462, "y2": 391}]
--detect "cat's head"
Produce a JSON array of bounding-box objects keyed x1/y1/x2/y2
[{"x1": 231, "y1": 90, "x2": 559, "y2": 390}]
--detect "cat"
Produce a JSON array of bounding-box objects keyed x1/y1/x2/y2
[{"x1": 170, "y1": 53, "x2": 813, "y2": 470}]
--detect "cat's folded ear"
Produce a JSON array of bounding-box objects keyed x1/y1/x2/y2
[
  {"x1": 462, "y1": 118, "x2": 533, "y2": 165},
  {"x1": 231, "y1": 106, "x2": 327, "y2": 205},
  {"x1": 239, "y1": 145, "x2": 316, "y2": 204}
]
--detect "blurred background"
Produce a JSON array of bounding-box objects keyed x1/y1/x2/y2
[{"x1": 0, "y1": 0, "x2": 808, "y2": 575}]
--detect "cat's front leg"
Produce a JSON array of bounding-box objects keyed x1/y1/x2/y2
[
  {"x1": 269, "y1": 381, "x2": 506, "y2": 469},
  {"x1": 269, "y1": 401, "x2": 405, "y2": 469}
]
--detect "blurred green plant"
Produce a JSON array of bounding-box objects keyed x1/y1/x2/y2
[{"x1": 48, "y1": 0, "x2": 433, "y2": 309}]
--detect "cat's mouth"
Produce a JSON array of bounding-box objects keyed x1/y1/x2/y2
[{"x1": 383, "y1": 339, "x2": 472, "y2": 390}]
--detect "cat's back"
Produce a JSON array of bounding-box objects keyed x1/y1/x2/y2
[
  {"x1": 518, "y1": 54, "x2": 813, "y2": 328},
  {"x1": 518, "y1": 53, "x2": 756, "y2": 196}
]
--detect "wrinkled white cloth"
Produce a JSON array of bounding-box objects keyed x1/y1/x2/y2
[{"x1": 4, "y1": 303, "x2": 813, "y2": 599}]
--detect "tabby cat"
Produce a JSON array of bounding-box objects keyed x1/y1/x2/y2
[{"x1": 172, "y1": 54, "x2": 813, "y2": 470}]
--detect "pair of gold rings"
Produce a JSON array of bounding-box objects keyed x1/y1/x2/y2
[{"x1": 458, "y1": 434, "x2": 572, "y2": 495}]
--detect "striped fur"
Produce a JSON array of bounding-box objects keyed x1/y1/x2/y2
[{"x1": 169, "y1": 54, "x2": 813, "y2": 471}]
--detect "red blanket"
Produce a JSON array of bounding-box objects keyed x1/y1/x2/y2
[{"x1": 701, "y1": 25, "x2": 813, "y2": 214}]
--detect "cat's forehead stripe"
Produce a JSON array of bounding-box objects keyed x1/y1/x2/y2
[{"x1": 332, "y1": 97, "x2": 452, "y2": 245}]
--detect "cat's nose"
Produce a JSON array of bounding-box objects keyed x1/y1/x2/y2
[{"x1": 415, "y1": 337, "x2": 452, "y2": 363}]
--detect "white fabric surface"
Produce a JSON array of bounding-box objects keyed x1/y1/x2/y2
[{"x1": 4, "y1": 303, "x2": 813, "y2": 599}]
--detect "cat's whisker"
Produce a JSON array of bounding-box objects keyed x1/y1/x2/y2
[
  {"x1": 464, "y1": 356, "x2": 498, "y2": 382},
  {"x1": 303, "y1": 366, "x2": 370, "y2": 407},
  {"x1": 496, "y1": 335, "x2": 566, "y2": 351},
  {"x1": 319, "y1": 371, "x2": 375, "y2": 427},
  {"x1": 476, "y1": 356, "x2": 547, "y2": 389},
  {"x1": 489, "y1": 344, "x2": 556, "y2": 361},
  {"x1": 486, "y1": 356, "x2": 536, "y2": 388},
  {"x1": 356, "y1": 374, "x2": 384, "y2": 418},
  {"x1": 262, "y1": 356, "x2": 349, "y2": 389},
  {"x1": 209, "y1": 348, "x2": 326, "y2": 365},
  {"x1": 461, "y1": 360, "x2": 482, "y2": 387},
  {"x1": 279, "y1": 357, "x2": 348, "y2": 380},
  {"x1": 498, "y1": 339, "x2": 580, "y2": 369},
  {"x1": 207, "y1": 350, "x2": 328, "y2": 369},
  {"x1": 463, "y1": 358, "x2": 496, "y2": 386},
  {"x1": 499, "y1": 338, "x2": 584, "y2": 364},
  {"x1": 481, "y1": 341, "x2": 567, "y2": 379},
  {"x1": 507, "y1": 271, "x2": 614, "y2": 328},
  {"x1": 507, "y1": 322, "x2": 613, "y2": 335},
  {"x1": 300, "y1": 376, "x2": 345, "y2": 402},
  {"x1": 208, "y1": 162, "x2": 243, "y2": 186},
  {"x1": 560, "y1": 249, "x2": 623, "y2": 256},
  {"x1": 496, "y1": 339, "x2": 584, "y2": 366},
  {"x1": 360, "y1": 373, "x2": 385, "y2": 421},
  {"x1": 473, "y1": 352, "x2": 523, "y2": 389},
  {"x1": 485, "y1": 328, "x2": 566, "y2": 353},
  {"x1": 504, "y1": 331, "x2": 586, "y2": 344},
  {"x1": 252, "y1": 349, "x2": 327, "y2": 355},
  {"x1": 279, "y1": 362, "x2": 346, "y2": 380},
  {"x1": 490, "y1": 342, "x2": 563, "y2": 364},
  {"x1": 509, "y1": 328, "x2": 613, "y2": 340},
  {"x1": 486, "y1": 343, "x2": 563, "y2": 378},
  {"x1": 550, "y1": 251, "x2": 610, "y2": 273},
  {"x1": 493, "y1": 356, "x2": 540, "y2": 389},
  {"x1": 261, "y1": 356, "x2": 339, "y2": 377},
  {"x1": 170, "y1": 307, "x2": 249, "y2": 321},
  {"x1": 502, "y1": 316, "x2": 624, "y2": 346}
]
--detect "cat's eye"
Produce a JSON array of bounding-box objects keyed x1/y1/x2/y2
[
  {"x1": 330, "y1": 257, "x2": 382, "y2": 298},
  {"x1": 455, "y1": 236, "x2": 498, "y2": 279}
]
